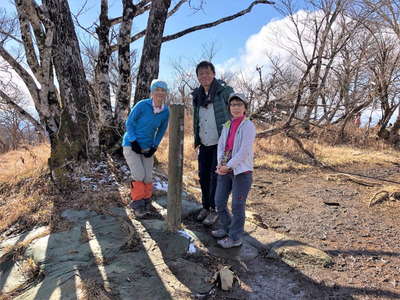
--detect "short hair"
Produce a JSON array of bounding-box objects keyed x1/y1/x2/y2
[{"x1": 196, "y1": 61, "x2": 215, "y2": 76}]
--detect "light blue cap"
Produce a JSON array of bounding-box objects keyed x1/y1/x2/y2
[{"x1": 150, "y1": 79, "x2": 168, "y2": 92}]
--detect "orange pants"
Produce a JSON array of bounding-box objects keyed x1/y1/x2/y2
[{"x1": 131, "y1": 181, "x2": 153, "y2": 201}]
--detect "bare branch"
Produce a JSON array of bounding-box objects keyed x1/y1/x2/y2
[
  {"x1": 110, "y1": 0, "x2": 187, "y2": 51},
  {"x1": 168, "y1": 0, "x2": 187, "y2": 17},
  {"x1": 0, "y1": 89, "x2": 45, "y2": 133},
  {"x1": 162, "y1": 0, "x2": 274, "y2": 42},
  {"x1": 110, "y1": 0, "x2": 152, "y2": 25},
  {"x1": 0, "y1": 46, "x2": 40, "y2": 106},
  {"x1": 0, "y1": 11, "x2": 22, "y2": 44}
]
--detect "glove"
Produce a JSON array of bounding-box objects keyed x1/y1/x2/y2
[
  {"x1": 143, "y1": 147, "x2": 157, "y2": 158},
  {"x1": 131, "y1": 140, "x2": 142, "y2": 154}
]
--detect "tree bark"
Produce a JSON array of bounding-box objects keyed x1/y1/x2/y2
[
  {"x1": 94, "y1": 0, "x2": 115, "y2": 149},
  {"x1": 114, "y1": 0, "x2": 136, "y2": 125},
  {"x1": 43, "y1": 0, "x2": 97, "y2": 171},
  {"x1": 134, "y1": 0, "x2": 171, "y2": 103}
]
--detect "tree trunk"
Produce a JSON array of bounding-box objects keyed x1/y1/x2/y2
[
  {"x1": 114, "y1": 0, "x2": 136, "y2": 139},
  {"x1": 389, "y1": 109, "x2": 400, "y2": 147},
  {"x1": 43, "y1": 0, "x2": 97, "y2": 171},
  {"x1": 134, "y1": 0, "x2": 171, "y2": 103},
  {"x1": 95, "y1": 0, "x2": 115, "y2": 150}
]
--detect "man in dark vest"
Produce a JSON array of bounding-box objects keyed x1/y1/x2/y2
[{"x1": 192, "y1": 61, "x2": 234, "y2": 225}]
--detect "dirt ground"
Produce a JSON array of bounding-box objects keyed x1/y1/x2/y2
[
  {"x1": 2, "y1": 152, "x2": 400, "y2": 300},
  {"x1": 233, "y1": 163, "x2": 400, "y2": 300}
]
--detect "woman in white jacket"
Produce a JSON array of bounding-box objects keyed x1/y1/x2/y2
[{"x1": 211, "y1": 93, "x2": 256, "y2": 248}]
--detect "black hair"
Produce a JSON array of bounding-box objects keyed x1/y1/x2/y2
[{"x1": 196, "y1": 61, "x2": 216, "y2": 75}]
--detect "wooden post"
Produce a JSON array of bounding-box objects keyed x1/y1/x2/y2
[{"x1": 167, "y1": 104, "x2": 184, "y2": 232}]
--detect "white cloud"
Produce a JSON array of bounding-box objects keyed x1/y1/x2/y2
[{"x1": 217, "y1": 10, "x2": 318, "y2": 82}]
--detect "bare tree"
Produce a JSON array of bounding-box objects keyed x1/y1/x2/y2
[
  {"x1": 0, "y1": 0, "x2": 275, "y2": 180},
  {"x1": 366, "y1": 27, "x2": 400, "y2": 142},
  {"x1": 274, "y1": 0, "x2": 361, "y2": 132},
  {"x1": 358, "y1": 0, "x2": 400, "y2": 145}
]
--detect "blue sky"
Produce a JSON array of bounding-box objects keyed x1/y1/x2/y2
[
  {"x1": 1, "y1": 0, "x2": 287, "y2": 86},
  {"x1": 157, "y1": 1, "x2": 279, "y2": 77},
  {"x1": 66, "y1": 0, "x2": 283, "y2": 79}
]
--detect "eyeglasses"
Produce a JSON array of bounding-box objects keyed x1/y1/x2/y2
[{"x1": 229, "y1": 102, "x2": 245, "y2": 107}]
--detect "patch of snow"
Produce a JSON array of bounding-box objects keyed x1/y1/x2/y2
[
  {"x1": 188, "y1": 243, "x2": 197, "y2": 254},
  {"x1": 121, "y1": 165, "x2": 129, "y2": 174},
  {"x1": 178, "y1": 229, "x2": 197, "y2": 254},
  {"x1": 80, "y1": 176, "x2": 92, "y2": 182},
  {"x1": 178, "y1": 230, "x2": 192, "y2": 240},
  {"x1": 154, "y1": 181, "x2": 168, "y2": 191}
]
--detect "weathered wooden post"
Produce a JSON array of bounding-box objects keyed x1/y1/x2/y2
[{"x1": 167, "y1": 104, "x2": 184, "y2": 232}]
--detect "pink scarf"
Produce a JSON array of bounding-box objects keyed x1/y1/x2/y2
[{"x1": 225, "y1": 115, "x2": 245, "y2": 152}]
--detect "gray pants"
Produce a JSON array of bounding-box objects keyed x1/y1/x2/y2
[
  {"x1": 123, "y1": 146, "x2": 154, "y2": 183},
  {"x1": 215, "y1": 172, "x2": 253, "y2": 241}
]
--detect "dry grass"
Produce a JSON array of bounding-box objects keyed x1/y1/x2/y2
[
  {"x1": 79, "y1": 279, "x2": 113, "y2": 300},
  {"x1": 0, "y1": 186, "x2": 55, "y2": 238},
  {"x1": 0, "y1": 146, "x2": 56, "y2": 235},
  {"x1": 0, "y1": 144, "x2": 49, "y2": 184},
  {"x1": 157, "y1": 115, "x2": 399, "y2": 174},
  {"x1": 20, "y1": 257, "x2": 42, "y2": 281},
  {"x1": 0, "y1": 144, "x2": 128, "y2": 238}
]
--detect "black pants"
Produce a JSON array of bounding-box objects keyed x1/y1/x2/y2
[{"x1": 198, "y1": 144, "x2": 218, "y2": 210}]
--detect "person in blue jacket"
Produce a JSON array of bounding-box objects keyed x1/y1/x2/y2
[{"x1": 122, "y1": 79, "x2": 169, "y2": 218}]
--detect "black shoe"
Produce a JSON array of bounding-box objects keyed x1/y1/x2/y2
[
  {"x1": 129, "y1": 200, "x2": 147, "y2": 218},
  {"x1": 133, "y1": 206, "x2": 147, "y2": 218},
  {"x1": 144, "y1": 198, "x2": 154, "y2": 211}
]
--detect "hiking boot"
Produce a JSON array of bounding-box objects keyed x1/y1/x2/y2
[
  {"x1": 129, "y1": 200, "x2": 147, "y2": 219},
  {"x1": 144, "y1": 198, "x2": 154, "y2": 211},
  {"x1": 217, "y1": 237, "x2": 242, "y2": 249},
  {"x1": 211, "y1": 229, "x2": 228, "y2": 238},
  {"x1": 133, "y1": 206, "x2": 147, "y2": 218},
  {"x1": 196, "y1": 208, "x2": 209, "y2": 221},
  {"x1": 202, "y1": 210, "x2": 218, "y2": 226}
]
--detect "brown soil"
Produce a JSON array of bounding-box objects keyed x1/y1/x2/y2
[
  {"x1": 2, "y1": 154, "x2": 400, "y2": 300},
  {"x1": 236, "y1": 163, "x2": 400, "y2": 300}
]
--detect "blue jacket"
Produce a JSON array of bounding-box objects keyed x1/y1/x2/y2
[{"x1": 122, "y1": 99, "x2": 169, "y2": 149}]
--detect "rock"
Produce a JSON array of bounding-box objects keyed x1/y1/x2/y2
[
  {"x1": 154, "y1": 195, "x2": 202, "y2": 218},
  {"x1": 243, "y1": 224, "x2": 332, "y2": 267},
  {"x1": 2, "y1": 210, "x2": 205, "y2": 299},
  {"x1": 0, "y1": 226, "x2": 49, "y2": 258},
  {"x1": 267, "y1": 241, "x2": 332, "y2": 267},
  {"x1": 13, "y1": 271, "x2": 82, "y2": 300},
  {"x1": 209, "y1": 242, "x2": 259, "y2": 262},
  {"x1": 0, "y1": 258, "x2": 29, "y2": 293},
  {"x1": 61, "y1": 209, "x2": 98, "y2": 223}
]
